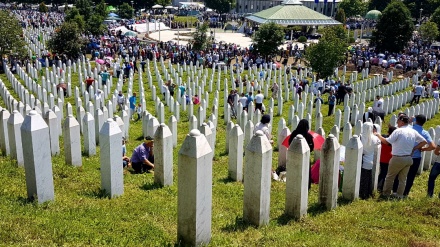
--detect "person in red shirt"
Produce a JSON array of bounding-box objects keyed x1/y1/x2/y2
[
  {"x1": 377, "y1": 125, "x2": 396, "y2": 192},
  {"x1": 431, "y1": 80, "x2": 439, "y2": 96},
  {"x1": 85, "y1": 76, "x2": 94, "y2": 92}
]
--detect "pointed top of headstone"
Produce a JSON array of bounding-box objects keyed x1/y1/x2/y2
[{"x1": 22, "y1": 110, "x2": 48, "y2": 131}]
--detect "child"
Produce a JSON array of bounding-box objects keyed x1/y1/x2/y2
[
  {"x1": 136, "y1": 103, "x2": 142, "y2": 121},
  {"x1": 122, "y1": 138, "x2": 130, "y2": 168}
]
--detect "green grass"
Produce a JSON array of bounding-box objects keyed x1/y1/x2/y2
[{"x1": 1, "y1": 62, "x2": 440, "y2": 246}]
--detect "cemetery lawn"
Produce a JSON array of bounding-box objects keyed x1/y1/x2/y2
[{"x1": 1, "y1": 64, "x2": 440, "y2": 246}]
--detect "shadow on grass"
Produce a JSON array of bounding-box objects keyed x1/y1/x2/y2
[
  {"x1": 140, "y1": 181, "x2": 162, "y2": 191},
  {"x1": 79, "y1": 188, "x2": 110, "y2": 199},
  {"x1": 307, "y1": 203, "x2": 328, "y2": 217},
  {"x1": 217, "y1": 176, "x2": 235, "y2": 184},
  {"x1": 221, "y1": 216, "x2": 254, "y2": 233}
]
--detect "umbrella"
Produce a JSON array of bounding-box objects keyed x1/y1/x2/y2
[
  {"x1": 152, "y1": 4, "x2": 163, "y2": 9},
  {"x1": 108, "y1": 13, "x2": 119, "y2": 17},
  {"x1": 165, "y1": 5, "x2": 174, "y2": 9},
  {"x1": 104, "y1": 56, "x2": 114, "y2": 61},
  {"x1": 282, "y1": 131, "x2": 325, "y2": 150},
  {"x1": 388, "y1": 58, "x2": 397, "y2": 64},
  {"x1": 124, "y1": 31, "x2": 137, "y2": 37},
  {"x1": 96, "y1": 59, "x2": 105, "y2": 64},
  {"x1": 378, "y1": 53, "x2": 385, "y2": 58}
]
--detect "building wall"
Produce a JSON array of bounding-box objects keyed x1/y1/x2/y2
[{"x1": 234, "y1": 0, "x2": 341, "y2": 17}]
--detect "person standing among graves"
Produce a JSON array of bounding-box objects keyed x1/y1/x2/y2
[
  {"x1": 359, "y1": 122, "x2": 381, "y2": 199},
  {"x1": 130, "y1": 136, "x2": 155, "y2": 173},
  {"x1": 401, "y1": 115, "x2": 435, "y2": 197},
  {"x1": 271, "y1": 82, "x2": 279, "y2": 99},
  {"x1": 117, "y1": 91, "x2": 125, "y2": 112},
  {"x1": 238, "y1": 93, "x2": 248, "y2": 111},
  {"x1": 85, "y1": 76, "x2": 94, "y2": 92},
  {"x1": 410, "y1": 83, "x2": 424, "y2": 105},
  {"x1": 336, "y1": 82, "x2": 347, "y2": 105},
  {"x1": 254, "y1": 114, "x2": 273, "y2": 144},
  {"x1": 427, "y1": 139, "x2": 440, "y2": 197},
  {"x1": 327, "y1": 91, "x2": 336, "y2": 116},
  {"x1": 378, "y1": 126, "x2": 396, "y2": 192},
  {"x1": 375, "y1": 115, "x2": 427, "y2": 198},
  {"x1": 129, "y1": 92, "x2": 137, "y2": 121},
  {"x1": 101, "y1": 69, "x2": 109, "y2": 86},
  {"x1": 254, "y1": 90, "x2": 264, "y2": 113}
]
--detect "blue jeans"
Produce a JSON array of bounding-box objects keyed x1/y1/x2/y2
[{"x1": 428, "y1": 162, "x2": 440, "y2": 197}]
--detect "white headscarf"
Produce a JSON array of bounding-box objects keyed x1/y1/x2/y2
[{"x1": 361, "y1": 122, "x2": 374, "y2": 147}]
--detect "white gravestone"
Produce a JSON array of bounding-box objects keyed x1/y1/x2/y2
[
  {"x1": 243, "y1": 130, "x2": 273, "y2": 226},
  {"x1": 285, "y1": 134, "x2": 310, "y2": 220},
  {"x1": 8, "y1": 110, "x2": 24, "y2": 166},
  {"x1": 63, "y1": 115, "x2": 82, "y2": 166},
  {"x1": 319, "y1": 134, "x2": 340, "y2": 210},
  {"x1": 342, "y1": 135, "x2": 363, "y2": 201},
  {"x1": 100, "y1": 119, "x2": 123, "y2": 198},
  {"x1": 177, "y1": 129, "x2": 213, "y2": 246},
  {"x1": 154, "y1": 123, "x2": 173, "y2": 186},
  {"x1": 228, "y1": 124, "x2": 244, "y2": 182},
  {"x1": 21, "y1": 111, "x2": 55, "y2": 203}
]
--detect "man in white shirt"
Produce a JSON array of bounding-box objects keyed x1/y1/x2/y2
[
  {"x1": 375, "y1": 115, "x2": 427, "y2": 198},
  {"x1": 238, "y1": 93, "x2": 248, "y2": 111},
  {"x1": 254, "y1": 90, "x2": 264, "y2": 112},
  {"x1": 373, "y1": 95, "x2": 384, "y2": 111}
]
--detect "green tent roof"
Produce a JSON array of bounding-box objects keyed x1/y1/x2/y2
[
  {"x1": 246, "y1": 0, "x2": 341, "y2": 26},
  {"x1": 365, "y1": 10, "x2": 381, "y2": 20}
]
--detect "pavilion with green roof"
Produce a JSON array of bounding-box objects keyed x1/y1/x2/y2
[{"x1": 246, "y1": 0, "x2": 341, "y2": 26}]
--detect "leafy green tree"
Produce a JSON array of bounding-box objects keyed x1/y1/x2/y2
[
  {"x1": 431, "y1": 6, "x2": 440, "y2": 30},
  {"x1": 192, "y1": 22, "x2": 209, "y2": 52},
  {"x1": 39, "y1": 2, "x2": 48, "y2": 13},
  {"x1": 368, "y1": 0, "x2": 392, "y2": 12},
  {"x1": 47, "y1": 22, "x2": 85, "y2": 59},
  {"x1": 305, "y1": 26, "x2": 346, "y2": 79},
  {"x1": 335, "y1": 8, "x2": 346, "y2": 25},
  {"x1": 118, "y1": 3, "x2": 134, "y2": 19},
  {"x1": 338, "y1": 0, "x2": 366, "y2": 18},
  {"x1": 0, "y1": 10, "x2": 26, "y2": 58},
  {"x1": 403, "y1": 0, "x2": 440, "y2": 19},
  {"x1": 371, "y1": 1, "x2": 414, "y2": 53},
  {"x1": 420, "y1": 21, "x2": 439, "y2": 43},
  {"x1": 94, "y1": 0, "x2": 108, "y2": 19},
  {"x1": 65, "y1": 7, "x2": 85, "y2": 31},
  {"x1": 252, "y1": 22, "x2": 285, "y2": 59},
  {"x1": 204, "y1": 0, "x2": 235, "y2": 14},
  {"x1": 75, "y1": 0, "x2": 92, "y2": 21},
  {"x1": 86, "y1": 14, "x2": 106, "y2": 36}
]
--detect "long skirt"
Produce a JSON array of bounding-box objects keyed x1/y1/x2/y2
[{"x1": 359, "y1": 168, "x2": 373, "y2": 199}]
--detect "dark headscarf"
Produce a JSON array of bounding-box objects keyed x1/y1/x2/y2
[{"x1": 288, "y1": 119, "x2": 314, "y2": 152}]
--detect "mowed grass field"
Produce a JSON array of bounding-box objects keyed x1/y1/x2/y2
[{"x1": 1, "y1": 60, "x2": 440, "y2": 246}]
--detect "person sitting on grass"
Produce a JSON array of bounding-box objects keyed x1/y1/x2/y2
[{"x1": 130, "y1": 136, "x2": 155, "y2": 174}]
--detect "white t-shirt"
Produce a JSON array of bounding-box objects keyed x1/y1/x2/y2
[
  {"x1": 386, "y1": 125, "x2": 426, "y2": 156},
  {"x1": 433, "y1": 90, "x2": 439, "y2": 99},
  {"x1": 254, "y1": 122, "x2": 271, "y2": 141},
  {"x1": 362, "y1": 135, "x2": 381, "y2": 170},
  {"x1": 414, "y1": 85, "x2": 424, "y2": 95},
  {"x1": 239, "y1": 96, "x2": 248, "y2": 107},
  {"x1": 373, "y1": 99, "x2": 383, "y2": 110},
  {"x1": 255, "y1": 93, "x2": 264, "y2": 104}
]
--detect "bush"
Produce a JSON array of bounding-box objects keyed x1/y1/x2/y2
[
  {"x1": 348, "y1": 37, "x2": 356, "y2": 44},
  {"x1": 297, "y1": 36, "x2": 308, "y2": 43}
]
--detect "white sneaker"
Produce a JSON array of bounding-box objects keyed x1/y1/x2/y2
[{"x1": 272, "y1": 172, "x2": 280, "y2": 181}]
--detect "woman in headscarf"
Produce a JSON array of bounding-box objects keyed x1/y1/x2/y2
[
  {"x1": 288, "y1": 119, "x2": 314, "y2": 151},
  {"x1": 276, "y1": 119, "x2": 314, "y2": 175},
  {"x1": 359, "y1": 122, "x2": 381, "y2": 199}
]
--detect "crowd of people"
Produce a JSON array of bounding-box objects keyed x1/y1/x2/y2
[{"x1": 3, "y1": 6, "x2": 440, "y2": 198}]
